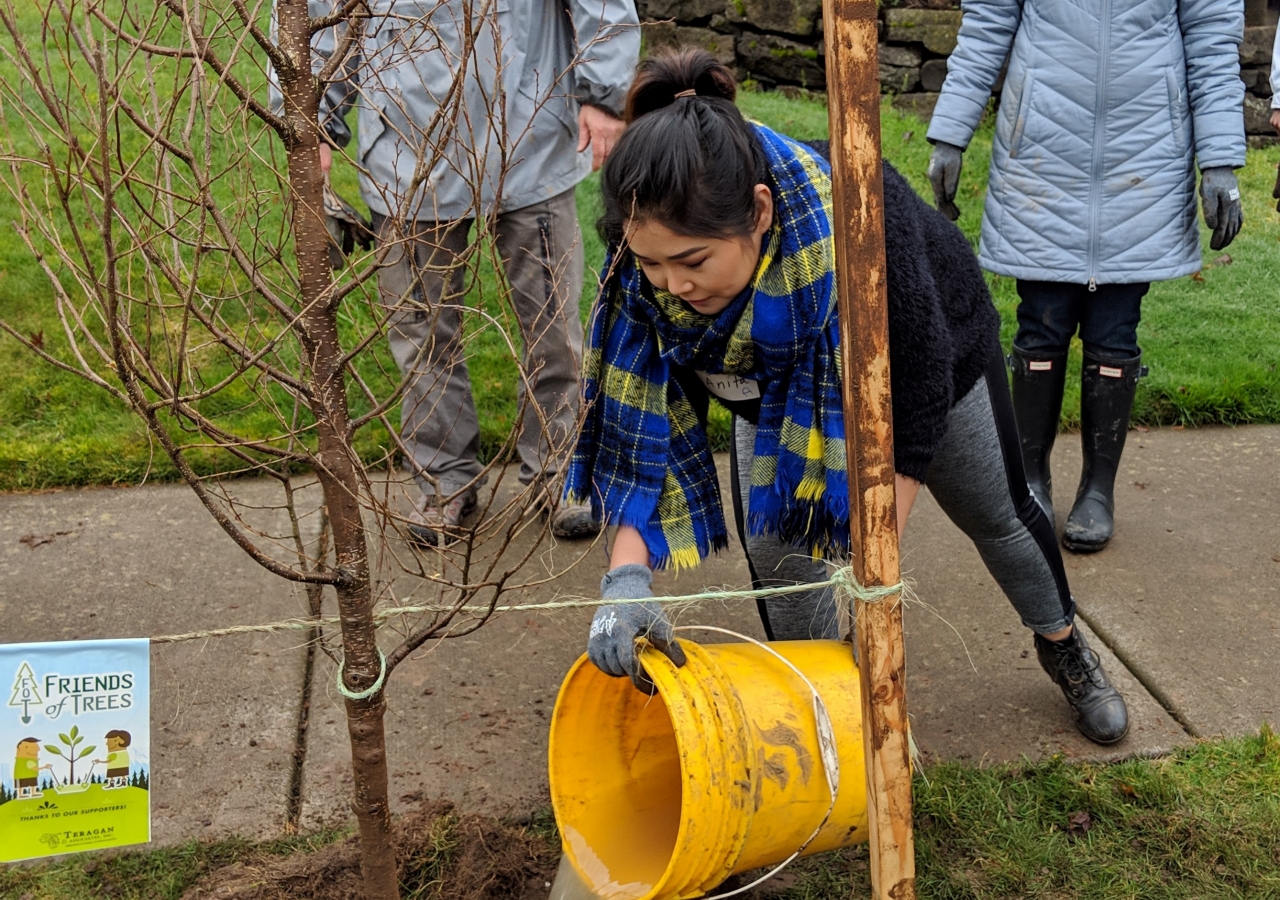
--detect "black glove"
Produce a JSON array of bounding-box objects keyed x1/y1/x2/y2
[
  {"x1": 323, "y1": 178, "x2": 374, "y2": 269},
  {"x1": 927, "y1": 141, "x2": 964, "y2": 222},
  {"x1": 1199, "y1": 167, "x2": 1242, "y2": 252},
  {"x1": 587, "y1": 564, "x2": 686, "y2": 694}
]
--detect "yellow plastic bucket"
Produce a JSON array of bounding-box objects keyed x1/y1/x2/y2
[{"x1": 548, "y1": 638, "x2": 868, "y2": 900}]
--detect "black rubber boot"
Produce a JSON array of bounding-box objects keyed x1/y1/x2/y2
[
  {"x1": 1063, "y1": 351, "x2": 1144, "y2": 553},
  {"x1": 1035, "y1": 627, "x2": 1129, "y2": 745},
  {"x1": 1009, "y1": 344, "x2": 1068, "y2": 524}
]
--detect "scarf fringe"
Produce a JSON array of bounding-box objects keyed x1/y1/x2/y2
[
  {"x1": 571, "y1": 483, "x2": 730, "y2": 572},
  {"x1": 747, "y1": 470, "x2": 850, "y2": 556},
  {"x1": 650, "y1": 535, "x2": 730, "y2": 573}
]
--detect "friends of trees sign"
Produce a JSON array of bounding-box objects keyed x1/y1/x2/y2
[{"x1": 1, "y1": 639, "x2": 150, "y2": 861}]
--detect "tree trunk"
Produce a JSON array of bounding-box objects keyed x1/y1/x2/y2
[
  {"x1": 275, "y1": 3, "x2": 400, "y2": 898},
  {"x1": 822, "y1": 0, "x2": 918, "y2": 898}
]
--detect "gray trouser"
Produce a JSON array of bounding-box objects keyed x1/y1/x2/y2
[
  {"x1": 731, "y1": 417, "x2": 841, "y2": 641},
  {"x1": 730, "y1": 353, "x2": 1075, "y2": 641},
  {"x1": 374, "y1": 188, "x2": 585, "y2": 496}
]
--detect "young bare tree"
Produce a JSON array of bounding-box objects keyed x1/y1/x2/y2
[{"x1": 0, "y1": 1, "x2": 624, "y2": 896}]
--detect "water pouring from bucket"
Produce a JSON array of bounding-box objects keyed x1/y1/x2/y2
[{"x1": 548, "y1": 632, "x2": 869, "y2": 900}]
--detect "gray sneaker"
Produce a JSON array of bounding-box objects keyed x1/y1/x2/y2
[
  {"x1": 549, "y1": 500, "x2": 600, "y2": 540},
  {"x1": 408, "y1": 488, "x2": 478, "y2": 547},
  {"x1": 528, "y1": 482, "x2": 600, "y2": 540}
]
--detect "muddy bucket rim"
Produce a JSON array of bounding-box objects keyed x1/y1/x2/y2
[{"x1": 549, "y1": 638, "x2": 756, "y2": 899}]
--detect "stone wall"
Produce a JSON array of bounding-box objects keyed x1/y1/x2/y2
[
  {"x1": 1240, "y1": 25, "x2": 1279, "y2": 137},
  {"x1": 639, "y1": 1, "x2": 1279, "y2": 138}
]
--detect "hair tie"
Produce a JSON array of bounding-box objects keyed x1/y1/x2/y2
[{"x1": 674, "y1": 88, "x2": 697, "y2": 99}]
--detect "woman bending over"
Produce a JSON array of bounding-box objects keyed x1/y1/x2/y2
[{"x1": 566, "y1": 49, "x2": 1129, "y2": 745}]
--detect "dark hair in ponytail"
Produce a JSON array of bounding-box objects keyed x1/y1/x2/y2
[{"x1": 599, "y1": 48, "x2": 767, "y2": 244}]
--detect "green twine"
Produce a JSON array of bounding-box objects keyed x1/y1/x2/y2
[
  {"x1": 336, "y1": 649, "x2": 386, "y2": 701},
  {"x1": 829, "y1": 567, "x2": 907, "y2": 604},
  {"x1": 147, "y1": 566, "x2": 905, "y2": 645}
]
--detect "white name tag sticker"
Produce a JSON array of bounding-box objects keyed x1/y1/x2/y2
[
  {"x1": 1099, "y1": 365, "x2": 1124, "y2": 378},
  {"x1": 695, "y1": 370, "x2": 761, "y2": 401}
]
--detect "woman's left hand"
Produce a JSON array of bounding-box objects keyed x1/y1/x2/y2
[{"x1": 589, "y1": 564, "x2": 686, "y2": 694}]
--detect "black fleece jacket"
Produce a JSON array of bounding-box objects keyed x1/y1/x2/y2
[
  {"x1": 679, "y1": 144, "x2": 1000, "y2": 483},
  {"x1": 876, "y1": 155, "x2": 1001, "y2": 482}
]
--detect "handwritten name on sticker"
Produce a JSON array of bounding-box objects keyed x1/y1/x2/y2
[{"x1": 695, "y1": 371, "x2": 761, "y2": 401}]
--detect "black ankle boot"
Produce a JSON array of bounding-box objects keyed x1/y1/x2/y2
[
  {"x1": 1009, "y1": 345, "x2": 1068, "y2": 523},
  {"x1": 1063, "y1": 352, "x2": 1145, "y2": 553},
  {"x1": 1035, "y1": 628, "x2": 1129, "y2": 745}
]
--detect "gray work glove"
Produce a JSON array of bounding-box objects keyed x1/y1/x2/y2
[
  {"x1": 1200, "y1": 167, "x2": 1242, "y2": 252},
  {"x1": 927, "y1": 140, "x2": 964, "y2": 222},
  {"x1": 587, "y1": 564, "x2": 686, "y2": 694},
  {"x1": 323, "y1": 177, "x2": 374, "y2": 270}
]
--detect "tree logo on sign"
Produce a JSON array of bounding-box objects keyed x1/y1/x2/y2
[{"x1": 7, "y1": 662, "x2": 42, "y2": 725}]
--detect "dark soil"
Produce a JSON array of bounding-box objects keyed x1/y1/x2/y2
[{"x1": 180, "y1": 801, "x2": 559, "y2": 900}]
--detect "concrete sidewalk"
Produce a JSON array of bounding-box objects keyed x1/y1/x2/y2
[{"x1": 2, "y1": 425, "x2": 1277, "y2": 843}]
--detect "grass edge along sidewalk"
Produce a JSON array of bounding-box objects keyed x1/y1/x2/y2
[
  {"x1": 2, "y1": 728, "x2": 1280, "y2": 900},
  {"x1": 3, "y1": 92, "x2": 1279, "y2": 492}
]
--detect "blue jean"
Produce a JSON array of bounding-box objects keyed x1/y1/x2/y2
[{"x1": 1014, "y1": 280, "x2": 1148, "y2": 358}]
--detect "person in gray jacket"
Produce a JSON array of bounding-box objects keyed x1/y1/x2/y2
[
  {"x1": 308, "y1": 0, "x2": 639, "y2": 545},
  {"x1": 927, "y1": 0, "x2": 1245, "y2": 553}
]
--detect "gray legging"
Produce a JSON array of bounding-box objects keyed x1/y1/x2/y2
[{"x1": 731, "y1": 351, "x2": 1075, "y2": 641}]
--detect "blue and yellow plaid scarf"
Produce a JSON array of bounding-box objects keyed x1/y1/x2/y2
[{"x1": 565, "y1": 125, "x2": 847, "y2": 570}]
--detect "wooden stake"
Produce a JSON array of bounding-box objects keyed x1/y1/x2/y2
[{"x1": 821, "y1": 2, "x2": 917, "y2": 898}]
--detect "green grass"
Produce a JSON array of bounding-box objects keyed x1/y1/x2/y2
[
  {"x1": 4, "y1": 729, "x2": 1280, "y2": 899},
  {"x1": 782, "y1": 726, "x2": 1280, "y2": 899},
  {"x1": 0, "y1": 826, "x2": 350, "y2": 900},
  {"x1": 2, "y1": 84, "x2": 1279, "y2": 491}
]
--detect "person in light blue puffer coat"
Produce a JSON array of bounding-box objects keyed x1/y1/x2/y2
[{"x1": 927, "y1": 0, "x2": 1245, "y2": 554}]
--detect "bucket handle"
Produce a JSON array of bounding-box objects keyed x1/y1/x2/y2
[{"x1": 671, "y1": 626, "x2": 842, "y2": 900}]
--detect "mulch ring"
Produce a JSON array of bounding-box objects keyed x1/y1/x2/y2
[{"x1": 181, "y1": 800, "x2": 559, "y2": 900}]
